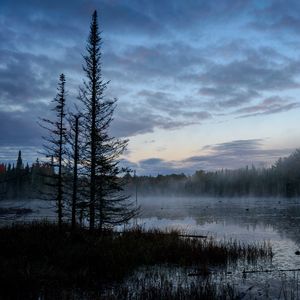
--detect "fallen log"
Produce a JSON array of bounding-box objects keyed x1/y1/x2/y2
[
  {"x1": 189, "y1": 268, "x2": 300, "y2": 277},
  {"x1": 241, "y1": 268, "x2": 300, "y2": 274},
  {"x1": 178, "y1": 234, "x2": 207, "y2": 239},
  {"x1": 111, "y1": 231, "x2": 207, "y2": 239}
]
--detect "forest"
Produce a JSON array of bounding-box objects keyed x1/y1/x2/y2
[
  {"x1": 124, "y1": 149, "x2": 300, "y2": 198},
  {"x1": 0, "y1": 151, "x2": 54, "y2": 199},
  {"x1": 2, "y1": 148, "x2": 300, "y2": 200}
]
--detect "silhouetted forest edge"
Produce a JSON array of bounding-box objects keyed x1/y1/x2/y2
[
  {"x1": 2, "y1": 149, "x2": 300, "y2": 199},
  {"x1": 126, "y1": 149, "x2": 300, "y2": 198},
  {"x1": 0, "y1": 221, "x2": 272, "y2": 299}
]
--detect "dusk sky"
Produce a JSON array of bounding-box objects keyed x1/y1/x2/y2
[{"x1": 1, "y1": 0, "x2": 300, "y2": 175}]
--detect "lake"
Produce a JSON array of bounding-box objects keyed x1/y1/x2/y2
[{"x1": 1, "y1": 196, "x2": 300, "y2": 298}]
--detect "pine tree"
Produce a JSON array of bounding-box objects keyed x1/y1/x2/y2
[
  {"x1": 79, "y1": 10, "x2": 136, "y2": 230},
  {"x1": 66, "y1": 113, "x2": 82, "y2": 229},
  {"x1": 16, "y1": 150, "x2": 23, "y2": 170},
  {"x1": 40, "y1": 74, "x2": 67, "y2": 229},
  {"x1": 15, "y1": 150, "x2": 23, "y2": 198}
]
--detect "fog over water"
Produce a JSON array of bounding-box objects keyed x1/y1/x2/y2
[{"x1": 138, "y1": 196, "x2": 300, "y2": 245}]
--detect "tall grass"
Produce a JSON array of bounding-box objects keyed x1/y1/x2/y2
[{"x1": 0, "y1": 221, "x2": 272, "y2": 299}]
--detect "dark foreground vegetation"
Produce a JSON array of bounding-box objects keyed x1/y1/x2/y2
[
  {"x1": 0, "y1": 222, "x2": 272, "y2": 299},
  {"x1": 103, "y1": 275, "x2": 237, "y2": 300}
]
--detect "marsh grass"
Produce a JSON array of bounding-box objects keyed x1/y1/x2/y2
[
  {"x1": 0, "y1": 221, "x2": 272, "y2": 299},
  {"x1": 103, "y1": 274, "x2": 236, "y2": 300}
]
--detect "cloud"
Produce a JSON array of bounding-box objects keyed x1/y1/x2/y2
[
  {"x1": 249, "y1": 1, "x2": 300, "y2": 36},
  {"x1": 111, "y1": 103, "x2": 197, "y2": 137},
  {"x1": 234, "y1": 96, "x2": 300, "y2": 118},
  {"x1": 184, "y1": 139, "x2": 293, "y2": 170},
  {"x1": 199, "y1": 86, "x2": 260, "y2": 109},
  {"x1": 1, "y1": 0, "x2": 300, "y2": 161},
  {"x1": 0, "y1": 112, "x2": 43, "y2": 147},
  {"x1": 189, "y1": 44, "x2": 300, "y2": 114},
  {"x1": 0, "y1": 49, "x2": 82, "y2": 158},
  {"x1": 104, "y1": 42, "x2": 210, "y2": 85},
  {"x1": 0, "y1": 50, "x2": 55, "y2": 106},
  {"x1": 137, "y1": 158, "x2": 188, "y2": 175},
  {"x1": 1, "y1": 2, "x2": 216, "y2": 147},
  {"x1": 127, "y1": 139, "x2": 294, "y2": 175},
  {"x1": 199, "y1": 59, "x2": 299, "y2": 93},
  {"x1": 109, "y1": 87, "x2": 214, "y2": 137}
]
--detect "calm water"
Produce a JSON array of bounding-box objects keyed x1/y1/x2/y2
[
  {"x1": 136, "y1": 197, "x2": 300, "y2": 298},
  {"x1": 2, "y1": 196, "x2": 300, "y2": 298}
]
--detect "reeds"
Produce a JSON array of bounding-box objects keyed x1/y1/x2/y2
[{"x1": 0, "y1": 221, "x2": 272, "y2": 299}]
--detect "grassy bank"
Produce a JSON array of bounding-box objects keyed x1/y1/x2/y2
[{"x1": 0, "y1": 222, "x2": 272, "y2": 299}]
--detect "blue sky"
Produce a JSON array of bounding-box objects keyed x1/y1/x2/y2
[{"x1": 1, "y1": 0, "x2": 300, "y2": 174}]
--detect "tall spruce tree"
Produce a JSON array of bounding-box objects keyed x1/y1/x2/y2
[
  {"x1": 66, "y1": 113, "x2": 82, "y2": 229},
  {"x1": 40, "y1": 74, "x2": 67, "y2": 229},
  {"x1": 79, "y1": 10, "x2": 136, "y2": 230}
]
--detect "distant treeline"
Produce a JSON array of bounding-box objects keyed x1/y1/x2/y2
[
  {"x1": 0, "y1": 152, "x2": 54, "y2": 199},
  {"x1": 2, "y1": 149, "x2": 300, "y2": 199},
  {"x1": 125, "y1": 150, "x2": 300, "y2": 198}
]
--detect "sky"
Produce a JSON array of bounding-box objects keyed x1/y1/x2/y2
[{"x1": 1, "y1": 0, "x2": 300, "y2": 175}]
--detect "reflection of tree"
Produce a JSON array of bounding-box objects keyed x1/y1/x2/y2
[{"x1": 140, "y1": 197, "x2": 300, "y2": 245}]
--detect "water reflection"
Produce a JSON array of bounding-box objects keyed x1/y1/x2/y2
[
  {"x1": 138, "y1": 197, "x2": 300, "y2": 275},
  {"x1": 134, "y1": 197, "x2": 300, "y2": 298},
  {"x1": 140, "y1": 197, "x2": 300, "y2": 244}
]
